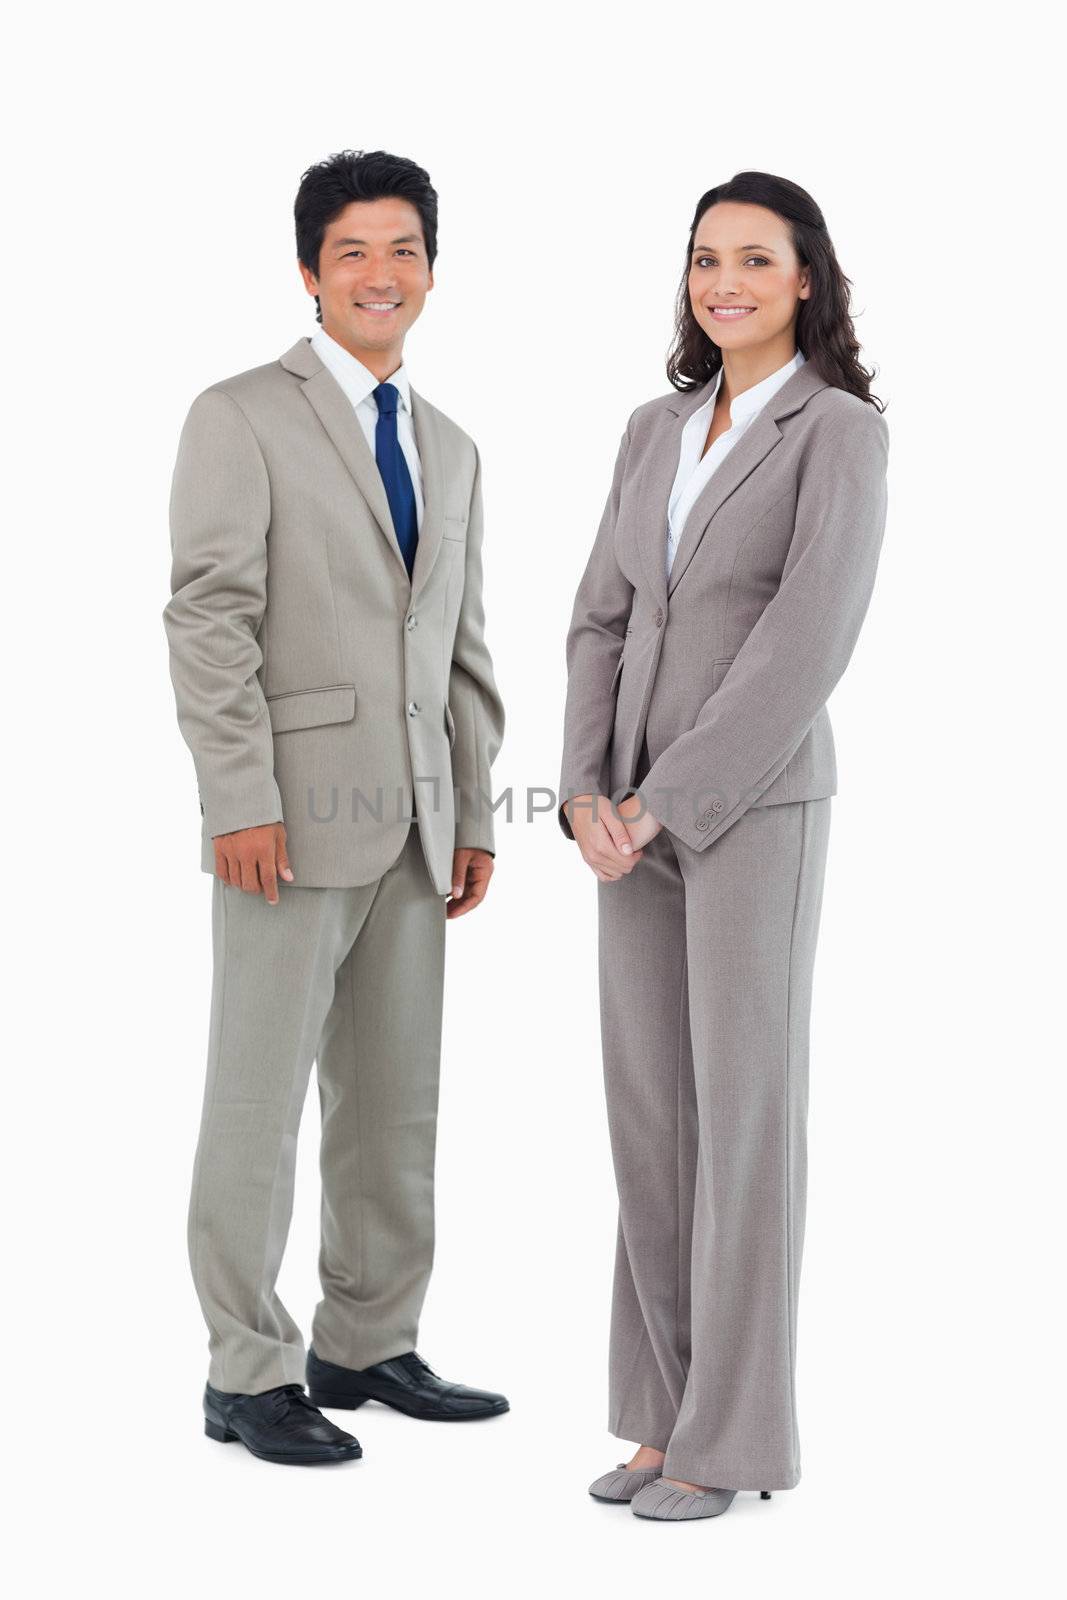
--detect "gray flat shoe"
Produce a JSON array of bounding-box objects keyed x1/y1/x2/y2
[
  {"x1": 632, "y1": 1480, "x2": 765, "y2": 1520},
  {"x1": 588, "y1": 1462, "x2": 664, "y2": 1502}
]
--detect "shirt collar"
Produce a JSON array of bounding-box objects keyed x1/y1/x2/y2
[
  {"x1": 703, "y1": 348, "x2": 807, "y2": 426},
  {"x1": 310, "y1": 325, "x2": 413, "y2": 414}
]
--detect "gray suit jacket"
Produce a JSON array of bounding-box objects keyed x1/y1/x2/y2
[
  {"x1": 163, "y1": 335, "x2": 505, "y2": 892},
  {"x1": 559, "y1": 360, "x2": 889, "y2": 851}
]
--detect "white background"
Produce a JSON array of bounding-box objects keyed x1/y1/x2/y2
[{"x1": 6, "y1": 2, "x2": 1063, "y2": 1595}]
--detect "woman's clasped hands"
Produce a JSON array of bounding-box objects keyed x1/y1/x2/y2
[{"x1": 565, "y1": 792, "x2": 663, "y2": 883}]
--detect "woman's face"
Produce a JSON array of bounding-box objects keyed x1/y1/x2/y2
[{"x1": 687, "y1": 201, "x2": 810, "y2": 352}]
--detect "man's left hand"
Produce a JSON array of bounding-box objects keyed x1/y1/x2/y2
[{"x1": 447, "y1": 847, "x2": 495, "y2": 919}]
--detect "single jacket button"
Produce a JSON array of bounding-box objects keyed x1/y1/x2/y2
[
  {"x1": 654, "y1": 608, "x2": 664, "y2": 627},
  {"x1": 406, "y1": 614, "x2": 417, "y2": 630},
  {"x1": 407, "y1": 701, "x2": 420, "y2": 716},
  {"x1": 712, "y1": 800, "x2": 724, "y2": 812}
]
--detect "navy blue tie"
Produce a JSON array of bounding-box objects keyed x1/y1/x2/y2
[{"x1": 372, "y1": 382, "x2": 418, "y2": 579}]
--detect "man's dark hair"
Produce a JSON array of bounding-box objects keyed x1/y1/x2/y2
[{"x1": 294, "y1": 148, "x2": 439, "y2": 323}]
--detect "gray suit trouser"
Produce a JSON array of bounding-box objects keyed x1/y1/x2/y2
[
  {"x1": 598, "y1": 740, "x2": 831, "y2": 1490},
  {"x1": 188, "y1": 825, "x2": 446, "y2": 1395}
]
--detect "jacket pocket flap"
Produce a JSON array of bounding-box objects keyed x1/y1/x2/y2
[
  {"x1": 711, "y1": 656, "x2": 736, "y2": 692},
  {"x1": 266, "y1": 684, "x2": 356, "y2": 734}
]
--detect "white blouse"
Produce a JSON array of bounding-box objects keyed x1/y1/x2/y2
[{"x1": 666, "y1": 349, "x2": 806, "y2": 578}]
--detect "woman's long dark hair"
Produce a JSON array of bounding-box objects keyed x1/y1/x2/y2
[{"x1": 666, "y1": 171, "x2": 884, "y2": 412}]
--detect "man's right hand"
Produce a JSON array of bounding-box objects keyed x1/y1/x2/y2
[
  {"x1": 563, "y1": 794, "x2": 644, "y2": 883},
  {"x1": 212, "y1": 822, "x2": 293, "y2": 903}
]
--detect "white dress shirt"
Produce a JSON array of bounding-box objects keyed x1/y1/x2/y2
[
  {"x1": 666, "y1": 349, "x2": 806, "y2": 578},
  {"x1": 309, "y1": 324, "x2": 425, "y2": 531}
]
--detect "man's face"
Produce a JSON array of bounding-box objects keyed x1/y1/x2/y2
[{"x1": 300, "y1": 196, "x2": 433, "y2": 362}]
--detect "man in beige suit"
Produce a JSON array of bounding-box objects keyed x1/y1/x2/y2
[{"x1": 164, "y1": 149, "x2": 507, "y2": 1466}]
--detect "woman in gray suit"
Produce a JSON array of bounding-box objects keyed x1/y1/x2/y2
[{"x1": 558, "y1": 171, "x2": 889, "y2": 1522}]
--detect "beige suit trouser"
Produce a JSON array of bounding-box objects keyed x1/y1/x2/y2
[
  {"x1": 598, "y1": 741, "x2": 831, "y2": 1489},
  {"x1": 188, "y1": 824, "x2": 446, "y2": 1395}
]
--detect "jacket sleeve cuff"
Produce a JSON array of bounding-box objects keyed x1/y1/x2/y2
[
  {"x1": 633, "y1": 755, "x2": 730, "y2": 852},
  {"x1": 203, "y1": 776, "x2": 284, "y2": 841}
]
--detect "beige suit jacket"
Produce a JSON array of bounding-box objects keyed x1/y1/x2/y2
[
  {"x1": 163, "y1": 335, "x2": 504, "y2": 892},
  {"x1": 559, "y1": 360, "x2": 889, "y2": 850}
]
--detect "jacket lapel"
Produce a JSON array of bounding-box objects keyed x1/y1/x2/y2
[
  {"x1": 638, "y1": 360, "x2": 829, "y2": 600},
  {"x1": 280, "y1": 335, "x2": 444, "y2": 599},
  {"x1": 665, "y1": 405, "x2": 783, "y2": 596},
  {"x1": 408, "y1": 389, "x2": 446, "y2": 601},
  {"x1": 636, "y1": 384, "x2": 708, "y2": 604}
]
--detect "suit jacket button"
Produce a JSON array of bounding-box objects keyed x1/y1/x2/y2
[
  {"x1": 712, "y1": 800, "x2": 724, "y2": 812},
  {"x1": 406, "y1": 614, "x2": 418, "y2": 630},
  {"x1": 696, "y1": 817, "x2": 709, "y2": 831},
  {"x1": 654, "y1": 608, "x2": 664, "y2": 627},
  {"x1": 407, "y1": 701, "x2": 420, "y2": 716}
]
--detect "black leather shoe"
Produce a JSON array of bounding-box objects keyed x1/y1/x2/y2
[
  {"x1": 203, "y1": 1381, "x2": 362, "y2": 1464},
  {"x1": 307, "y1": 1346, "x2": 509, "y2": 1421}
]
